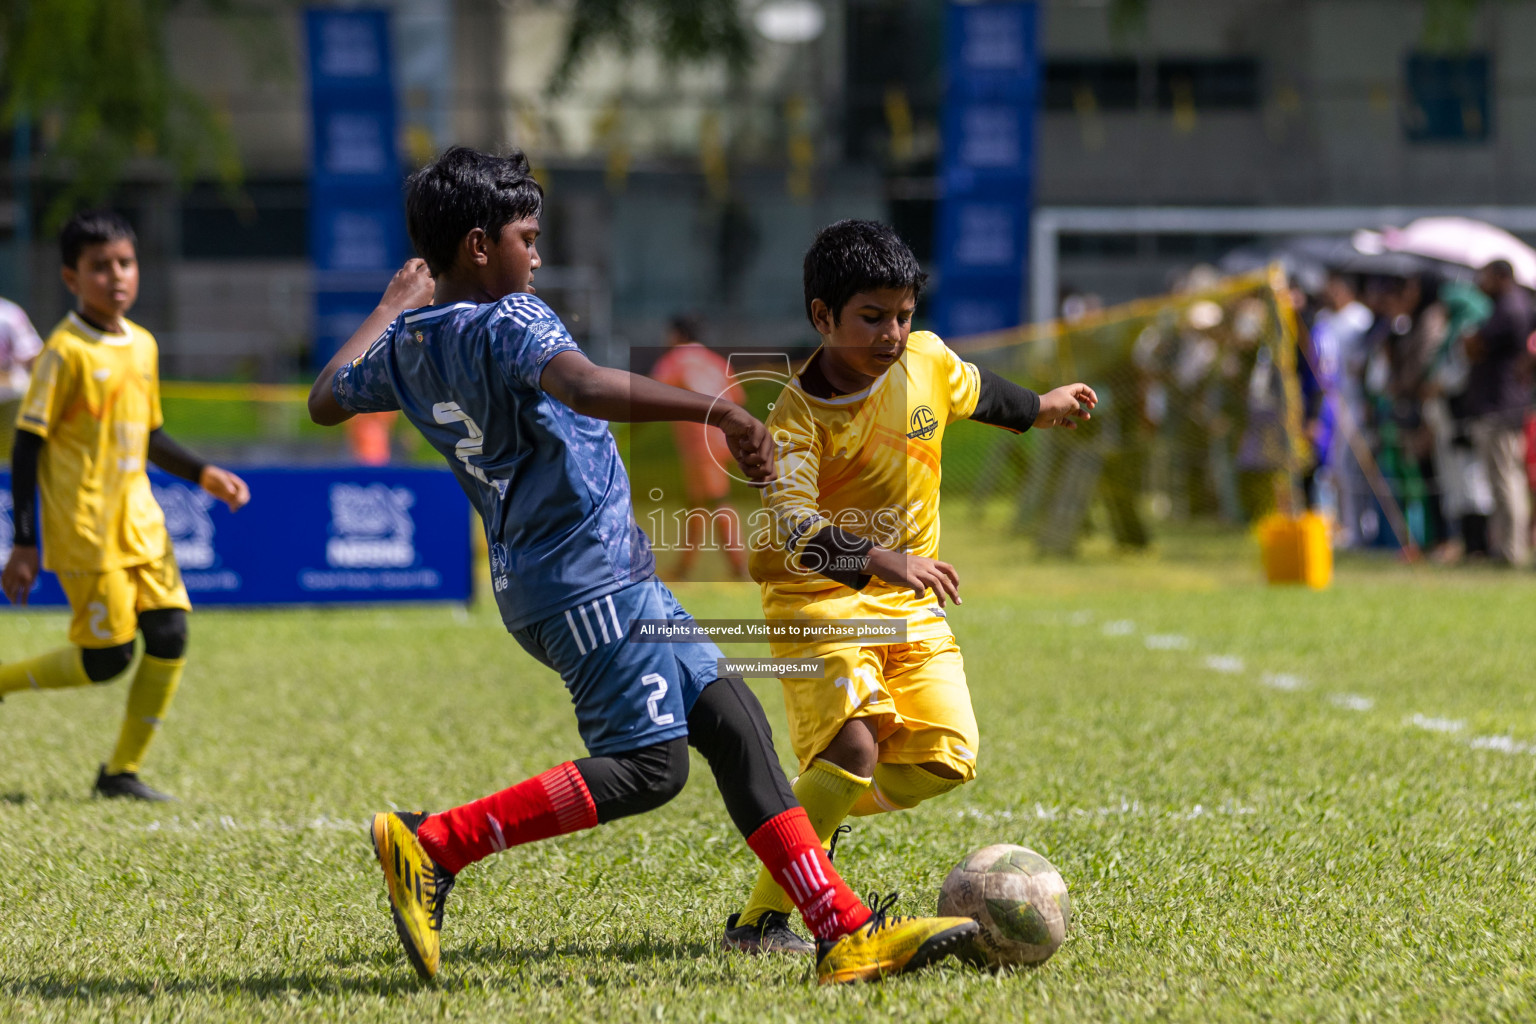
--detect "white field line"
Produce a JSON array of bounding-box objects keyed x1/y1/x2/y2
[
  {"x1": 1407, "y1": 713, "x2": 1467, "y2": 734},
  {"x1": 1261, "y1": 672, "x2": 1306, "y2": 691},
  {"x1": 1144, "y1": 634, "x2": 1193, "y2": 650},
  {"x1": 1057, "y1": 609, "x2": 1536, "y2": 760},
  {"x1": 1468, "y1": 735, "x2": 1535, "y2": 755},
  {"x1": 139, "y1": 815, "x2": 361, "y2": 834},
  {"x1": 956, "y1": 798, "x2": 1257, "y2": 823}
]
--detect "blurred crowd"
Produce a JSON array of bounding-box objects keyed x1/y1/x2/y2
[{"x1": 1296, "y1": 259, "x2": 1534, "y2": 566}]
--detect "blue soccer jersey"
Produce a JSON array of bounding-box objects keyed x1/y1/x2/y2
[{"x1": 332, "y1": 295, "x2": 655, "y2": 631}]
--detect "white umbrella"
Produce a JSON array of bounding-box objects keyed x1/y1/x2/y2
[{"x1": 1371, "y1": 216, "x2": 1536, "y2": 289}]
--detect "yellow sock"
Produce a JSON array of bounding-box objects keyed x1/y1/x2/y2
[
  {"x1": 737, "y1": 758, "x2": 871, "y2": 927},
  {"x1": 105, "y1": 655, "x2": 185, "y2": 775},
  {"x1": 0, "y1": 647, "x2": 92, "y2": 696},
  {"x1": 848, "y1": 763, "x2": 966, "y2": 817}
]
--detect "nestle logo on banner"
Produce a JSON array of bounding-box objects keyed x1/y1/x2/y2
[
  {"x1": 490, "y1": 541, "x2": 510, "y2": 592},
  {"x1": 154, "y1": 483, "x2": 218, "y2": 570},
  {"x1": 326, "y1": 483, "x2": 417, "y2": 568}
]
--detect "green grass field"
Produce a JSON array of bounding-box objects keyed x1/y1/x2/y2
[{"x1": 2, "y1": 530, "x2": 1535, "y2": 1023}]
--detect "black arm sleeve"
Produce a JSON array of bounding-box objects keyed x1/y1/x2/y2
[
  {"x1": 970, "y1": 367, "x2": 1041, "y2": 434},
  {"x1": 799, "y1": 525, "x2": 873, "y2": 590},
  {"x1": 10, "y1": 429, "x2": 41, "y2": 547},
  {"x1": 146, "y1": 428, "x2": 207, "y2": 484}
]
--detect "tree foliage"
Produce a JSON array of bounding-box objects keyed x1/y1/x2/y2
[
  {"x1": 550, "y1": 0, "x2": 753, "y2": 93},
  {"x1": 0, "y1": 0, "x2": 244, "y2": 228}
]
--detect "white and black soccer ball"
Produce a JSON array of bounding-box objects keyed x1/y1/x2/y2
[{"x1": 937, "y1": 844, "x2": 1070, "y2": 968}]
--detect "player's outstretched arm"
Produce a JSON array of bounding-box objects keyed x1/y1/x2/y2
[
  {"x1": 146, "y1": 429, "x2": 250, "y2": 512},
  {"x1": 540, "y1": 350, "x2": 775, "y2": 484},
  {"x1": 308, "y1": 259, "x2": 435, "y2": 426}
]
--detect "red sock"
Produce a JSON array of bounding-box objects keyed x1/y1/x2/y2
[
  {"x1": 416, "y1": 762, "x2": 597, "y2": 875},
  {"x1": 746, "y1": 808, "x2": 871, "y2": 942}
]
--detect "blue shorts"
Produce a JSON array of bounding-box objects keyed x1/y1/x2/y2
[{"x1": 512, "y1": 578, "x2": 724, "y2": 757}]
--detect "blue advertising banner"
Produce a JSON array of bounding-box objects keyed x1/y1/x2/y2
[
  {"x1": 307, "y1": 7, "x2": 406, "y2": 366},
  {"x1": 933, "y1": 1, "x2": 1039, "y2": 338},
  {"x1": 0, "y1": 468, "x2": 472, "y2": 608}
]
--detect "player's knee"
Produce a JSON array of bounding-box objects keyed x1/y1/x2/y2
[
  {"x1": 80, "y1": 643, "x2": 135, "y2": 683},
  {"x1": 589, "y1": 738, "x2": 690, "y2": 822},
  {"x1": 818, "y1": 718, "x2": 880, "y2": 778},
  {"x1": 868, "y1": 762, "x2": 968, "y2": 811},
  {"x1": 139, "y1": 609, "x2": 188, "y2": 660},
  {"x1": 641, "y1": 738, "x2": 690, "y2": 807},
  {"x1": 685, "y1": 676, "x2": 766, "y2": 762}
]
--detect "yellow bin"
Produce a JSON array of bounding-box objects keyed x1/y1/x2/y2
[{"x1": 1257, "y1": 512, "x2": 1332, "y2": 589}]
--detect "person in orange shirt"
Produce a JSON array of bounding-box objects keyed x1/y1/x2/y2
[{"x1": 649, "y1": 316, "x2": 748, "y2": 578}]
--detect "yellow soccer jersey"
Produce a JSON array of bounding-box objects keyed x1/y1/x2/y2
[
  {"x1": 752, "y1": 331, "x2": 981, "y2": 652},
  {"x1": 15, "y1": 312, "x2": 169, "y2": 573}
]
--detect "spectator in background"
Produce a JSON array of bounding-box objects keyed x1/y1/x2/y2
[
  {"x1": 1463, "y1": 260, "x2": 1532, "y2": 566},
  {"x1": 1309, "y1": 273, "x2": 1374, "y2": 546},
  {"x1": 1421, "y1": 276, "x2": 1493, "y2": 562},
  {"x1": 1382, "y1": 275, "x2": 1449, "y2": 549},
  {"x1": 0, "y1": 295, "x2": 43, "y2": 461},
  {"x1": 649, "y1": 315, "x2": 748, "y2": 579}
]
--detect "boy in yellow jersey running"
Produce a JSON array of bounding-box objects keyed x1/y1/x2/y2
[
  {"x1": 723, "y1": 220, "x2": 1096, "y2": 952},
  {"x1": 1, "y1": 211, "x2": 249, "y2": 801}
]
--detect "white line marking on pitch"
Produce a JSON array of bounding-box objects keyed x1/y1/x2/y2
[
  {"x1": 1468, "y1": 735, "x2": 1535, "y2": 755},
  {"x1": 1144, "y1": 634, "x2": 1192, "y2": 650},
  {"x1": 956, "y1": 798, "x2": 1256, "y2": 823},
  {"x1": 1261, "y1": 673, "x2": 1306, "y2": 691},
  {"x1": 1330, "y1": 694, "x2": 1374, "y2": 711},
  {"x1": 1102, "y1": 620, "x2": 1136, "y2": 636},
  {"x1": 141, "y1": 816, "x2": 361, "y2": 834},
  {"x1": 1407, "y1": 713, "x2": 1466, "y2": 734},
  {"x1": 1204, "y1": 655, "x2": 1246, "y2": 673}
]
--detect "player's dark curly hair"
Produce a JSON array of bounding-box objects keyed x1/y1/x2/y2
[
  {"x1": 60, "y1": 210, "x2": 136, "y2": 268},
  {"x1": 405, "y1": 146, "x2": 545, "y2": 275},
  {"x1": 803, "y1": 219, "x2": 927, "y2": 326}
]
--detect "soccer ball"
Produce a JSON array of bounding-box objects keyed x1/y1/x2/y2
[{"x1": 937, "y1": 844, "x2": 1070, "y2": 968}]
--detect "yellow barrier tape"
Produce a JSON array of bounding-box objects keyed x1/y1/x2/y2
[{"x1": 160, "y1": 381, "x2": 311, "y2": 403}]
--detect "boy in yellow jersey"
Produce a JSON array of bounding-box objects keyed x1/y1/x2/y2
[
  {"x1": 1, "y1": 211, "x2": 249, "y2": 801},
  {"x1": 723, "y1": 220, "x2": 1097, "y2": 952}
]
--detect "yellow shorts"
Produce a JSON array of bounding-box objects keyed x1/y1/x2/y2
[
  {"x1": 57, "y1": 555, "x2": 191, "y2": 648},
  {"x1": 777, "y1": 634, "x2": 978, "y2": 780}
]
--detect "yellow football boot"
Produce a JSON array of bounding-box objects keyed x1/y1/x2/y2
[
  {"x1": 369, "y1": 810, "x2": 456, "y2": 980},
  {"x1": 815, "y1": 892, "x2": 979, "y2": 985}
]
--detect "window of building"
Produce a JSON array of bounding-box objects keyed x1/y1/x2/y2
[
  {"x1": 1155, "y1": 58, "x2": 1261, "y2": 111},
  {"x1": 1043, "y1": 59, "x2": 1139, "y2": 112},
  {"x1": 1404, "y1": 53, "x2": 1491, "y2": 143},
  {"x1": 180, "y1": 180, "x2": 308, "y2": 260}
]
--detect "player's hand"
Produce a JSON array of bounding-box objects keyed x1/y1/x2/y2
[
  {"x1": 2, "y1": 546, "x2": 39, "y2": 606},
  {"x1": 1034, "y1": 383, "x2": 1098, "y2": 430},
  {"x1": 865, "y1": 548, "x2": 962, "y2": 606},
  {"x1": 380, "y1": 258, "x2": 435, "y2": 313},
  {"x1": 716, "y1": 404, "x2": 776, "y2": 485},
  {"x1": 200, "y1": 465, "x2": 251, "y2": 512}
]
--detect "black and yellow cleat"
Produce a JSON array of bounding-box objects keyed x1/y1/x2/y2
[
  {"x1": 369, "y1": 810, "x2": 456, "y2": 981},
  {"x1": 721, "y1": 911, "x2": 816, "y2": 955},
  {"x1": 815, "y1": 892, "x2": 978, "y2": 985}
]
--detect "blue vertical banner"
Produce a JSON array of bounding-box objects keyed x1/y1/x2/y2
[
  {"x1": 307, "y1": 7, "x2": 406, "y2": 367},
  {"x1": 933, "y1": 1, "x2": 1039, "y2": 337}
]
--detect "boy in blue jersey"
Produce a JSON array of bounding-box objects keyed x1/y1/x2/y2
[{"x1": 307, "y1": 147, "x2": 976, "y2": 985}]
